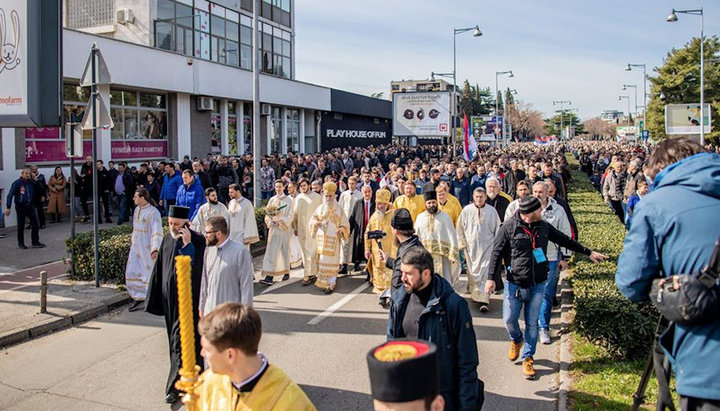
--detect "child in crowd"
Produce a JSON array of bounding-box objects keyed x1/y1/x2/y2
[{"x1": 626, "y1": 179, "x2": 648, "y2": 229}]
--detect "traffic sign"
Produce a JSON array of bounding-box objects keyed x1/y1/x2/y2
[{"x1": 641, "y1": 130, "x2": 650, "y2": 139}]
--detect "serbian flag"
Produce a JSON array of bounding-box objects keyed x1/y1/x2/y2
[{"x1": 462, "y1": 112, "x2": 477, "y2": 161}]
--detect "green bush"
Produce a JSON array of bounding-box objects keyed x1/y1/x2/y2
[{"x1": 566, "y1": 155, "x2": 658, "y2": 360}]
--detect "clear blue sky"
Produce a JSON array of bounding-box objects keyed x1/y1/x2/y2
[{"x1": 294, "y1": 0, "x2": 719, "y2": 120}]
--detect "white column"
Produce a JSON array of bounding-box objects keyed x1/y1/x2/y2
[
  {"x1": 238, "y1": 101, "x2": 245, "y2": 155},
  {"x1": 221, "y1": 99, "x2": 229, "y2": 155},
  {"x1": 299, "y1": 109, "x2": 305, "y2": 153},
  {"x1": 176, "y1": 93, "x2": 192, "y2": 160},
  {"x1": 281, "y1": 107, "x2": 288, "y2": 154},
  {"x1": 1, "y1": 128, "x2": 18, "y2": 226}
]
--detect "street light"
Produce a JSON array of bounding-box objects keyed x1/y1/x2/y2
[
  {"x1": 622, "y1": 84, "x2": 638, "y2": 116},
  {"x1": 496, "y1": 70, "x2": 513, "y2": 145},
  {"x1": 452, "y1": 25, "x2": 482, "y2": 156},
  {"x1": 667, "y1": 7, "x2": 705, "y2": 145},
  {"x1": 552, "y1": 100, "x2": 571, "y2": 139},
  {"x1": 625, "y1": 63, "x2": 648, "y2": 133}
]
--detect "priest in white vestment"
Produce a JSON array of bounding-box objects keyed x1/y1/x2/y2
[
  {"x1": 125, "y1": 188, "x2": 163, "y2": 311},
  {"x1": 259, "y1": 180, "x2": 294, "y2": 285},
  {"x1": 294, "y1": 178, "x2": 323, "y2": 285},
  {"x1": 457, "y1": 187, "x2": 501, "y2": 311},
  {"x1": 287, "y1": 181, "x2": 303, "y2": 269},
  {"x1": 414, "y1": 190, "x2": 461, "y2": 288},
  {"x1": 227, "y1": 184, "x2": 259, "y2": 249},
  {"x1": 191, "y1": 188, "x2": 230, "y2": 234}
]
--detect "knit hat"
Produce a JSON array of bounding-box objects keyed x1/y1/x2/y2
[
  {"x1": 391, "y1": 208, "x2": 413, "y2": 231},
  {"x1": 518, "y1": 196, "x2": 541, "y2": 214}
]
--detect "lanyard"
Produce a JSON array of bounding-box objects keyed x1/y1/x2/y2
[{"x1": 521, "y1": 227, "x2": 537, "y2": 249}]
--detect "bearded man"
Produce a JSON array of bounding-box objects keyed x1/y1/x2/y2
[
  {"x1": 227, "y1": 183, "x2": 259, "y2": 249},
  {"x1": 414, "y1": 191, "x2": 461, "y2": 288},
  {"x1": 310, "y1": 182, "x2": 350, "y2": 294},
  {"x1": 393, "y1": 180, "x2": 426, "y2": 222},
  {"x1": 365, "y1": 188, "x2": 396, "y2": 307},
  {"x1": 457, "y1": 187, "x2": 501, "y2": 312},
  {"x1": 191, "y1": 187, "x2": 230, "y2": 234},
  {"x1": 145, "y1": 205, "x2": 206, "y2": 404}
]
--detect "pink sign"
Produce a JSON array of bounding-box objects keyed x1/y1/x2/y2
[
  {"x1": 25, "y1": 127, "x2": 61, "y2": 139},
  {"x1": 25, "y1": 140, "x2": 93, "y2": 163},
  {"x1": 111, "y1": 140, "x2": 168, "y2": 159}
]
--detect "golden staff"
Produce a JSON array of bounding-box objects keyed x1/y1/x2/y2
[{"x1": 175, "y1": 255, "x2": 201, "y2": 410}]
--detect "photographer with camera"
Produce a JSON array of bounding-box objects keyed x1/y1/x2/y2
[
  {"x1": 616, "y1": 138, "x2": 720, "y2": 410},
  {"x1": 365, "y1": 188, "x2": 396, "y2": 307}
]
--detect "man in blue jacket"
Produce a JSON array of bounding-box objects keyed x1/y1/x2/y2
[
  {"x1": 387, "y1": 247, "x2": 480, "y2": 410},
  {"x1": 175, "y1": 170, "x2": 205, "y2": 221},
  {"x1": 5, "y1": 169, "x2": 45, "y2": 249},
  {"x1": 616, "y1": 137, "x2": 720, "y2": 410},
  {"x1": 160, "y1": 163, "x2": 182, "y2": 216}
]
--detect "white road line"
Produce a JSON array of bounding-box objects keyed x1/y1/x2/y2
[{"x1": 307, "y1": 282, "x2": 370, "y2": 325}]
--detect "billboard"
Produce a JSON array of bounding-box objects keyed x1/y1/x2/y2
[
  {"x1": 470, "y1": 116, "x2": 502, "y2": 141},
  {"x1": 320, "y1": 112, "x2": 391, "y2": 151},
  {"x1": 665, "y1": 104, "x2": 712, "y2": 135},
  {"x1": 393, "y1": 92, "x2": 451, "y2": 137}
]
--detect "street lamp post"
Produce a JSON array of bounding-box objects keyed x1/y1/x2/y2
[
  {"x1": 552, "y1": 100, "x2": 571, "y2": 139},
  {"x1": 667, "y1": 8, "x2": 705, "y2": 145},
  {"x1": 452, "y1": 25, "x2": 482, "y2": 156},
  {"x1": 495, "y1": 70, "x2": 513, "y2": 145},
  {"x1": 622, "y1": 84, "x2": 638, "y2": 116},
  {"x1": 625, "y1": 63, "x2": 648, "y2": 132}
]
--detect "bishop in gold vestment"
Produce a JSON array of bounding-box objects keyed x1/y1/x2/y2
[{"x1": 310, "y1": 182, "x2": 349, "y2": 293}]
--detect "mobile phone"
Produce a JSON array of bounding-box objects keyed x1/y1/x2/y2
[{"x1": 183, "y1": 222, "x2": 190, "y2": 230}]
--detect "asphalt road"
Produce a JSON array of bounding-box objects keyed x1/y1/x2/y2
[{"x1": 0, "y1": 260, "x2": 560, "y2": 410}]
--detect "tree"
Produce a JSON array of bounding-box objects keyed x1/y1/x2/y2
[
  {"x1": 647, "y1": 36, "x2": 720, "y2": 143},
  {"x1": 582, "y1": 117, "x2": 617, "y2": 140},
  {"x1": 457, "y1": 80, "x2": 495, "y2": 116},
  {"x1": 460, "y1": 80, "x2": 474, "y2": 116},
  {"x1": 506, "y1": 101, "x2": 545, "y2": 141},
  {"x1": 370, "y1": 91, "x2": 384, "y2": 99},
  {"x1": 544, "y1": 111, "x2": 583, "y2": 137}
]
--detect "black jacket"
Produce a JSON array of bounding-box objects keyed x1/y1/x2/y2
[
  {"x1": 385, "y1": 235, "x2": 424, "y2": 290},
  {"x1": 388, "y1": 275, "x2": 481, "y2": 410},
  {"x1": 97, "y1": 168, "x2": 113, "y2": 194},
  {"x1": 488, "y1": 213, "x2": 590, "y2": 288},
  {"x1": 349, "y1": 198, "x2": 374, "y2": 263}
]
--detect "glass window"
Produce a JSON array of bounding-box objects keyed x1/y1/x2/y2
[
  {"x1": 226, "y1": 20, "x2": 239, "y2": 42},
  {"x1": 282, "y1": 39, "x2": 291, "y2": 56},
  {"x1": 195, "y1": 0, "x2": 210, "y2": 12},
  {"x1": 140, "y1": 111, "x2": 166, "y2": 139},
  {"x1": 210, "y1": 2, "x2": 225, "y2": 16},
  {"x1": 282, "y1": 57, "x2": 291, "y2": 77},
  {"x1": 195, "y1": 31, "x2": 210, "y2": 59},
  {"x1": 155, "y1": 22, "x2": 174, "y2": 50},
  {"x1": 110, "y1": 108, "x2": 124, "y2": 139},
  {"x1": 240, "y1": 44, "x2": 252, "y2": 69},
  {"x1": 139, "y1": 92, "x2": 166, "y2": 108},
  {"x1": 240, "y1": 23, "x2": 252, "y2": 45},
  {"x1": 196, "y1": 9, "x2": 210, "y2": 33},
  {"x1": 157, "y1": 0, "x2": 174, "y2": 21},
  {"x1": 176, "y1": 3, "x2": 193, "y2": 27},
  {"x1": 226, "y1": 40, "x2": 239, "y2": 66},
  {"x1": 211, "y1": 14, "x2": 225, "y2": 37},
  {"x1": 211, "y1": 113, "x2": 221, "y2": 154},
  {"x1": 123, "y1": 109, "x2": 139, "y2": 139},
  {"x1": 226, "y1": 9, "x2": 239, "y2": 23}
]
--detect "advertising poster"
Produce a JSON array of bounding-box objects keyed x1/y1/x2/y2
[
  {"x1": 665, "y1": 104, "x2": 712, "y2": 135},
  {"x1": 0, "y1": 1, "x2": 27, "y2": 117},
  {"x1": 470, "y1": 116, "x2": 502, "y2": 141},
  {"x1": 111, "y1": 140, "x2": 168, "y2": 159},
  {"x1": 393, "y1": 92, "x2": 451, "y2": 137}
]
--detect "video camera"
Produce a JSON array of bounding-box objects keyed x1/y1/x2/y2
[{"x1": 367, "y1": 230, "x2": 386, "y2": 240}]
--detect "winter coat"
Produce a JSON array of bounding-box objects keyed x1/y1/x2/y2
[
  {"x1": 176, "y1": 177, "x2": 206, "y2": 221},
  {"x1": 388, "y1": 274, "x2": 480, "y2": 410},
  {"x1": 161, "y1": 172, "x2": 182, "y2": 201},
  {"x1": 385, "y1": 235, "x2": 424, "y2": 290},
  {"x1": 47, "y1": 174, "x2": 67, "y2": 214},
  {"x1": 616, "y1": 152, "x2": 720, "y2": 400}
]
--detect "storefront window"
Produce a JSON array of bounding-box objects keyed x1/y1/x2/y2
[
  {"x1": 228, "y1": 102, "x2": 238, "y2": 155},
  {"x1": 286, "y1": 109, "x2": 299, "y2": 153},
  {"x1": 243, "y1": 102, "x2": 252, "y2": 154},
  {"x1": 271, "y1": 106, "x2": 281, "y2": 154},
  {"x1": 110, "y1": 88, "x2": 167, "y2": 140},
  {"x1": 211, "y1": 99, "x2": 221, "y2": 154}
]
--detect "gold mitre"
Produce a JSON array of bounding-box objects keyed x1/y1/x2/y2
[
  {"x1": 376, "y1": 188, "x2": 391, "y2": 204},
  {"x1": 323, "y1": 181, "x2": 337, "y2": 195}
]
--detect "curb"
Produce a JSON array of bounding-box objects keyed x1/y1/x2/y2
[
  {"x1": 0, "y1": 293, "x2": 132, "y2": 349},
  {"x1": 557, "y1": 273, "x2": 575, "y2": 411}
]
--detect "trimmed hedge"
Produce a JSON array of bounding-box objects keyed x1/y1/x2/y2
[
  {"x1": 69, "y1": 206, "x2": 267, "y2": 284},
  {"x1": 567, "y1": 155, "x2": 658, "y2": 359}
]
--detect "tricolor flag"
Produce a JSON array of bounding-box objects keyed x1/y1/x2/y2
[{"x1": 462, "y1": 112, "x2": 477, "y2": 161}]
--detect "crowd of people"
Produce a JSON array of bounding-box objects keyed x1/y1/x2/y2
[{"x1": 5, "y1": 137, "x2": 719, "y2": 410}]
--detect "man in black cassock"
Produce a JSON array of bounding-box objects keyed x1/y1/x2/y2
[
  {"x1": 145, "y1": 205, "x2": 206, "y2": 404},
  {"x1": 349, "y1": 185, "x2": 375, "y2": 276}
]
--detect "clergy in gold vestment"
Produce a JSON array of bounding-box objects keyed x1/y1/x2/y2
[
  {"x1": 310, "y1": 182, "x2": 349, "y2": 294},
  {"x1": 414, "y1": 190, "x2": 461, "y2": 288},
  {"x1": 365, "y1": 189, "x2": 397, "y2": 302},
  {"x1": 392, "y1": 181, "x2": 426, "y2": 222},
  {"x1": 436, "y1": 182, "x2": 462, "y2": 226},
  {"x1": 294, "y1": 178, "x2": 323, "y2": 284},
  {"x1": 457, "y1": 187, "x2": 501, "y2": 311},
  {"x1": 197, "y1": 303, "x2": 316, "y2": 411},
  {"x1": 260, "y1": 180, "x2": 294, "y2": 284}
]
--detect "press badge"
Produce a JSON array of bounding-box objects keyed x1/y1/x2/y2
[{"x1": 533, "y1": 248, "x2": 547, "y2": 263}]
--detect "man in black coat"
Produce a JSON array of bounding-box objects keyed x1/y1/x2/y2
[
  {"x1": 377, "y1": 208, "x2": 424, "y2": 294},
  {"x1": 96, "y1": 160, "x2": 113, "y2": 223},
  {"x1": 145, "y1": 205, "x2": 206, "y2": 404},
  {"x1": 350, "y1": 185, "x2": 375, "y2": 272}
]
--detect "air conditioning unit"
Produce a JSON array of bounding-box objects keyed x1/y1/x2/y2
[
  {"x1": 116, "y1": 9, "x2": 134, "y2": 24},
  {"x1": 260, "y1": 104, "x2": 271, "y2": 116},
  {"x1": 197, "y1": 96, "x2": 213, "y2": 111}
]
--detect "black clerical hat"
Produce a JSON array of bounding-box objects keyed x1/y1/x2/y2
[
  {"x1": 423, "y1": 190, "x2": 437, "y2": 202},
  {"x1": 367, "y1": 339, "x2": 439, "y2": 403},
  {"x1": 391, "y1": 208, "x2": 413, "y2": 231},
  {"x1": 168, "y1": 205, "x2": 190, "y2": 219}
]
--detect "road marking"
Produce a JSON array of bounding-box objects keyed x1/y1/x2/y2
[
  {"x1": 0, "y1": 274, "x2": 69, "y2": 295},
  {"x1": 307, "y1": 282, "x2": 370, "y2": 325}
]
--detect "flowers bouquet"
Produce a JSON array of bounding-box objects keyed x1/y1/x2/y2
[{"x1": 264, "y1": 203, "x2": 287, "y2": 217}]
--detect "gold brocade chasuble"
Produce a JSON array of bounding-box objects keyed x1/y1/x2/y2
[
  {"x1": 393, "y1": 194, "x2": 426, "y2": 222},
  {"x1": 365, "y1": 208, "x2": 397, "y2": 294},
  {"x1": 310, "y1": 200, "x2": 349, "y2": 288}
]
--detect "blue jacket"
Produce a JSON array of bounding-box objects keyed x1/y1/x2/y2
[
  {"x1": 175, "y1": 177, "x2": 205, "y2": 221},
  {"x1": 616, "y1": 152, "x2": 720, "y2": 400},
  {"x1": 6, "y1": 178, "x2": 34, "y2": 208},
  {"x1": 452, "y1": 176, "x2": 471, "y2": 207},
  {"x1": 388, "y1": 274, "x2": 480, "y2": 410},
  {"x1": 161, "y1": 172, "x2": 182, "y2": 201}
]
